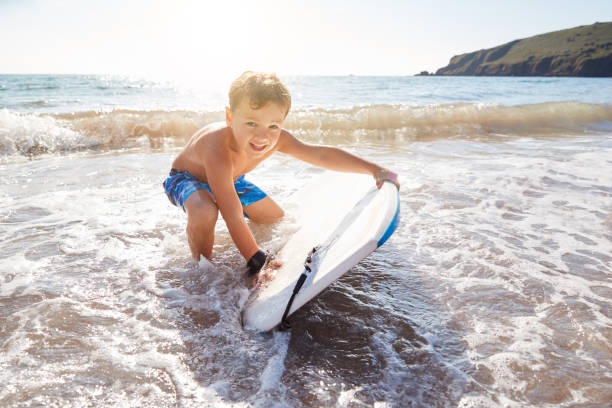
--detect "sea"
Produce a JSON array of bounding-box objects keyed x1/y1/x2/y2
[{"x1": 1, "y1": 74, "x2": 611, "y2": 407}]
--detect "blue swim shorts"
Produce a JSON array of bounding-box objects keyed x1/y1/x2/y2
[{"x1": 163, "y1": 168, "x2": 267, "y2": 210}]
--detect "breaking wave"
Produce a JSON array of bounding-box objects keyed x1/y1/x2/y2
[{"x1": 1, "y1": 102, "x2": 611, "y2": 161}]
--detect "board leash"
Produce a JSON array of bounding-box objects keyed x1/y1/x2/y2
[{"x1": 278, "y1": 246, "x2": 318, "y2": 331}]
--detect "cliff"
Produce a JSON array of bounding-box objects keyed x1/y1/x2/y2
[{"x1": 435, "y1": 22, "x2": 612, "y2": 77}]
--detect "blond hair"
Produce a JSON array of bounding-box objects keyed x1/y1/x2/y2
[{"x1": 229, "y1": 71, "x2": 291, "y2": 116}]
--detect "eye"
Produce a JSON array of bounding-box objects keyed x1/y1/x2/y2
[
  {"x1": 246, "y1": 121, "x2": 256, "y2": 127},
  {"x1": 269, "y1": 124, "x2": 279, "y2": 130}
]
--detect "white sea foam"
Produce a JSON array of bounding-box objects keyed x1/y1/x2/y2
[
  {"x1": 5, "y1": 74, "x2": 612, "y2": 407},
  {"x1": 0, "y1": 254, "x2": 41, "y2": 297},
  {"x1": 1, "y1": 124, "x2": 611, "y2": 406},
  {"x1": 253, "y1": 331, "x2": 291, "y2": 403},
  {"x1": 0, "y1": 109, "x2": 95, "y2": 160},
  {"x1": 1, "y1": 99, "x2": 612, "y2": 163}
]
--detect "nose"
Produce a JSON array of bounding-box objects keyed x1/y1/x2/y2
[{"x1": 253, "y1": 127, "x2": 268, "y2": 140}]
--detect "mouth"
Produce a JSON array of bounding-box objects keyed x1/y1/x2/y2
[{"x1": 249, "y1": 142, "x2": 268, "y2": 153}]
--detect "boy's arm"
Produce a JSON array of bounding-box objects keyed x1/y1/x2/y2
[
  {"x1": 276, "y1": 130, "x2": 399, "y2": 188},
  {"x1": 200, "y1": 144, "x2": 260, "y2": 262}
]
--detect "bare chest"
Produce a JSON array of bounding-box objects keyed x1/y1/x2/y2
[{"x1": 231, "y1": 152, "x2": 272, "y2": 179}]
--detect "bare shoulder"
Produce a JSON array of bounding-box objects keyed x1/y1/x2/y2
[
  {"x1": 277, "y1": 129, "x2": 315, "y2": 156},
  {"x1": 193, "y1": 123, "x2": 229, "y2": 153},
  {"x1": 276, "y1": 129, "x2": 301, "y2": 152}
]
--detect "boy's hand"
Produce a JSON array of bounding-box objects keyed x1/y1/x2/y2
[
  {"x1": 247, "y1": 258, "x2": 282, "y2": 288},
  {"x1": 375, "y1": 168, "x2": 400, "y2": 190}
]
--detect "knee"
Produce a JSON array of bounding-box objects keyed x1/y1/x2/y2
[
  {"x1": 187, "y1": 203, "x2": 218, "y2": 233},
  {"x1": 271, "y1": 207, "x2": 285, "y2": 221},
  {"x1": 254, "y1": 207, "x2": 285, "y2": 224}
]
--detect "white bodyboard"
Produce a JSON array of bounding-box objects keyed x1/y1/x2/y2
[{"x1": 241, "y1": 172, "x2": 400, "y2": 331}]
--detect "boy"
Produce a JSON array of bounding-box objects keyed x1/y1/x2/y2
[{"x1": 164, "y1": 71, "x2": 399, "y2": 281}]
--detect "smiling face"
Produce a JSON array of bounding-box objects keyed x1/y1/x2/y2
[{"x1": 226, "y1": 99, "x2": 285, "y2": 158}]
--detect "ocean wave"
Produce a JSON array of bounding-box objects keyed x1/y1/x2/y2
[
  {"x1": 19, "y1": 84, "x2": 60, "y2": 91},
  {"x1": 1, "y1": 102, "x2": 611, "y2": 160},
  {"x1": 286, "y1": 101, "x2": 612, "y2": 142},
  {"x1": 21, "y1": 100, "x2": 57, "y2": 108},
  {"x1": 0, "y1": 109, "x2": 97, "y2": 160}
]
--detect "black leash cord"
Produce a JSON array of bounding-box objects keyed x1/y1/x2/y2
[{"x1": 278, "y1": 247, "x2": 317, "y2": 331}]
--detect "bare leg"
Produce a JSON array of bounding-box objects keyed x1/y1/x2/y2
[
  {"x1": 243, "y1": 196, "x2": 284, "y2": 224},
  {"x1": 183, "y1": 190, "x2": 219, "y2": 260}
]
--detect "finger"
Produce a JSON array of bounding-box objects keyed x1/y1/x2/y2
[
  {"x1": 268, "y1": 259, "x2": 283, "y2": 269},
  {"x1": 247, "y1": 274, "x2": 258, "y2": 289},
  {"x1": 389, "y1": 172, "x2": 400, "y2": 189}
]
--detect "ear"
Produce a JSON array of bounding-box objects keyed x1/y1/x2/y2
[{"x1": 225, "y1": 107, "x2": 232, "y2": 127}]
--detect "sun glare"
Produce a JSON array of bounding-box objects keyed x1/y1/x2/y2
[{"x1": 133, "y1": 2, "x2": 279, "y2": 82}]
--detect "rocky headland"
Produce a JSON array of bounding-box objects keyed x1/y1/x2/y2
[{"x1": 435, "y1": 22, "x2": 612, "y2": 77}]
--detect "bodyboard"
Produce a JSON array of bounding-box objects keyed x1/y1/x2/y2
[{"x1": 241, "y1": 171, "x2": 400, "y2": 331}]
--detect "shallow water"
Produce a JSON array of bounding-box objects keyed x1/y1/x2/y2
[
  {"x1": 1, "y1": 131, "x2": 611, "y2": 407},
  {"x1": 1, "y1": 75, "x2": 612, "y2": 406}
]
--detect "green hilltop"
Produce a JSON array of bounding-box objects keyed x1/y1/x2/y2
[{"x1": 435, "y1": 22, "x2": 612, "y2": 77}]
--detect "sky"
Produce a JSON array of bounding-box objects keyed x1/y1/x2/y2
[{"x1": 1, "y1": 0, "x2": 611, "y2": 82}]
